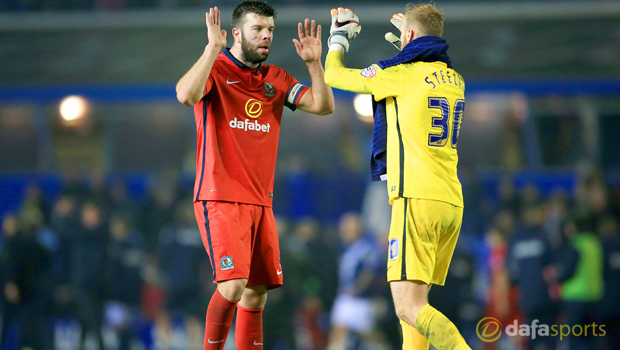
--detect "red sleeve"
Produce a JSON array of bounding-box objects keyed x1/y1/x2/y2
[
  {"x1": 204, "y1": 71, "x2": 215, "y2": 97},
  {"x1": 282, "y1": 70, "x2": 309, "y2": 111}
]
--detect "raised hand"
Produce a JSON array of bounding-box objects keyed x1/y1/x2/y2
[
  {"x1": 205, "y1": 7, "x2": 227, "y2": 51},
  {"x1": 328, "y1": 7, "x2": 361, "y2": 52},
  {"x1": 390, "y1": 13, "x2": 405, "y2": 31},
  {"x1": 293, "y1": 19, "x2": 322, "y2": 63},
  {"x1": 385, "y1": 13, "x2": 404, "y2": 50}
]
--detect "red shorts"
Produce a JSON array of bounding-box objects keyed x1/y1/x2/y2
[{"x1": 193, "y1": 200, "x2": 283, "y2": 290}]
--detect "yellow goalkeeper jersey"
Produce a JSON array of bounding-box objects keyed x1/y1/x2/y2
[{"x1": 325, "y1": 51, "x2": 465, "y2": 207}]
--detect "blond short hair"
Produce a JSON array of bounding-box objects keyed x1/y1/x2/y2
[{"x1": 405, "y1": 3, "x2": 444, "y2": 37}]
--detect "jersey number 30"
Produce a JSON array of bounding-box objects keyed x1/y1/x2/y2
[{"x1": 427, "y1": 97, "x2": 465, "y2": 149}]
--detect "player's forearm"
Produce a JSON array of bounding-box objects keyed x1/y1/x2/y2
[
  {"x1": 176, "y1": 44, "x2": 221, "y2": 106},
  {"x1": 305, "y1": 61, "x2": 335, "y2": 115},
  {"x1": 324, "y1": 51, "x2": 371, "y2": 94}
]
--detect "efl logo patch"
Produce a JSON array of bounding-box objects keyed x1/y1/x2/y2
[
  {"x1": 389, "y1": 239, "x2": 399, "y2": 260},
  {"x1": 220, "y1": 256, "x2": 235, "y2": 271},
  {"x1": 360, "y1": 65, "x2": 377, "y2": 78},
  {"x1": 391, "y1": 186, "x2": 396, "y2": 191}
]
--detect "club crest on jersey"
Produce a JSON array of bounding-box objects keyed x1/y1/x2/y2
[
  {"x1": 389, "y1": 239, "x2": 399, "y2": 260},
  {"x1": 264, "y1": 83, "x2": 275, "y2": 97},
  {"x1": 245, "y1": 98, "x2": 263, "y2": 118},
  {"x1": 360, "y1": 65, "x2": 377, "y2": 78},
  {"x1": 220, "y1": 256, "x2": 235, "y2": 271}
]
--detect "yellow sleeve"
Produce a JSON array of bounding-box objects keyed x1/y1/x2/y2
[
  {"x1": 324, "y1": 51, "x2": 371, "y2": 94},
  {"x1": 324, "y1": 51, "x2": 403, "y2": 100}
]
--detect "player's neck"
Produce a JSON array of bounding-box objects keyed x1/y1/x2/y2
[{"x1": 229, "y1": 45, "x2": 260, "y2": 69}]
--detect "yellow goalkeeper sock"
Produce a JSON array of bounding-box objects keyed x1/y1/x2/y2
[
  {"x1": 400, "y1": 319, "x2": 429, "y2": 350},
  {"x1": 415, "y1": 304, "x2": 471, "y2": 350}
]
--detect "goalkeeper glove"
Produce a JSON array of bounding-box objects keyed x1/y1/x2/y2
[
  {"x1": 328, "y1": 7, "x2": 362, "y2": 53},
  {"x1": 385, "y1": 12, "x2": 403, "y2": 50}
]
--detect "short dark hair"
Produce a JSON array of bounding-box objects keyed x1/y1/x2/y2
[{"x1": 232, "y1": 1, "x2": 278, "y2": 30}]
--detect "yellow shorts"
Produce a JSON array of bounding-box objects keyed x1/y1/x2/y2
[{"x1": 387, "y1": 198, "x2": 463, "y2": 286}]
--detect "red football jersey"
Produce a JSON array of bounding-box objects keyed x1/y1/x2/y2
[{"x1": 193, "y1": 48, "x2": 308, "y2": 207}]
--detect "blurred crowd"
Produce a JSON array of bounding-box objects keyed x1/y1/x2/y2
[
  {"x1": 0, "y1": 171, "x2": 349, "y2": 350},
  {"x1": 1, "y1": 166, "x2": 619, "y2": 350},
  {"x1": 0, "y1": 173, "x2": 212, "y2": 350},
  {"x1": 470, "y1": 168, "x2": 620, "y2": 350}
]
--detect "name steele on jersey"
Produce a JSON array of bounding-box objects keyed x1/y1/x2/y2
[
  {"x1": 229, "y1": 98, "x2": 272, "y2": 133},
  {"x1": 424, "y1": 69, "x2": 465, "y2": 92}
]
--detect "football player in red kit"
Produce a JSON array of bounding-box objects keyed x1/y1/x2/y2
[{"x1": 175, "y1": 1, "x2": 334, "y2": 350}]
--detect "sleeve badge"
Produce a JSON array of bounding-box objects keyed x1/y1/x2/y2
[
  {"x1": 264, "y1": 83, "x2": 275, "y2": 97},
  {"x1": 360, "y1": 65, "x2": 377, "y2": 78}
]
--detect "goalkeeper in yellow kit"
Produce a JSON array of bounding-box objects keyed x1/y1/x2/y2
[{"x1": 324, "y1": 5, "x2": 470, "y2": 350}]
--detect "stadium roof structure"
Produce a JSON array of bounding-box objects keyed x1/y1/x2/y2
[{"x1": 0, "y1": 1, "x2": 619, "y2": 84}]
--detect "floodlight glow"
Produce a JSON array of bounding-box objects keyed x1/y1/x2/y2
[
  {"x1": 353, "y1": 94, "x2": 373, "y2": 123},
  {"x1": 59, "y1": 95, "x2": 88, "y2": 122}
]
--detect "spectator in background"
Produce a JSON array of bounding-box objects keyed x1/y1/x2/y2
[
  {"x1": 21, "y1": 204, "x2": 57, "y2": 348},
  {"x1": 479, "y1": 177, "x2": 520, "y2": 239},
  {"x1": 88, "y1": 170, "x2": 113, "y2": 214},
  {"x1": 286, "y1": 217, "x2": 339, "y2": 308},
  {"x1": 60, "y1": 171, "x2": 90, "y2": 202},
  {"x1": 104, "y1": 211, "x2": 146, "y2": 350},
  {"x1": 287, "y1": 218, "x2": 337, "y2": 350},
  {"x1": 50, "y1": 194, "x2": 80, "y2": 318},
  {"x1": 496, "y1": 176, "x2": 521, "y2": 215},
  {"x1": 459, "y1": 167, "x2": 486, "y2": 235},
  {"x1": 360, "y1": 186, "x2": 401, "y2": 350},
  {"x1": 327, "y1": 212, "x2": 387, "y2": 350},
  {"x1": 597, "y1": 215, "x2": 620, "y2": 350},
  {"x1": 108, "y1": 179, "x2": 141, "y2": 223},
  {"x1": 519, "y1": 183, "x2": 541, "y2": 210},
  {"x1": 573, "y1": 172, "x2": 609, "y2": 226},
  {"x1": 295, "y1": 294, "x2": 327, "y2": 350},
  {"x1": 550, "y1": 216, "x2": 603, "y2": 350},
  {"x1": 544, "y1": 190, "x2": 570, "y2": 248},
  {"x1": 0, "y1": 212, "x2": 51, "y2": 350},
  {"x1": 507, "y1": 203, "x2": 556, "y2": 350},
  {"x1": 71, "y1": 200, "x2": 109, "y2": 349},
  {"x1": 139, "y1": 185, "x2": 177, "y2": 252},
  {"x1": 157, "y1": 201, "x2": 210, "y2": 350},
  {"x1": 263, "y1": 216, "x2": 299, "y2": 350},
  {"x1": 22, "y1": 183, "x2": 52, "y2": 226},
  {"x1": 429, "y1": 238, "x2": 478, "y2": 346},
  {"x1": 483, "y1": 209, "x2": 523, "y2": 350}
]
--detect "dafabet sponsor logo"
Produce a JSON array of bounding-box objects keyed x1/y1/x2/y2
[{"x1": 476, "y1": 317, "x2": 606, "y2": 342}]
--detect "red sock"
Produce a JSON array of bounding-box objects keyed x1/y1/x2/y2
[
  {"x1": 204, "y1": 289, "x2": 237, "y2": 350},
  {"x1": 235, "y1": 304, "x2": 264, "y2": 350}
]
